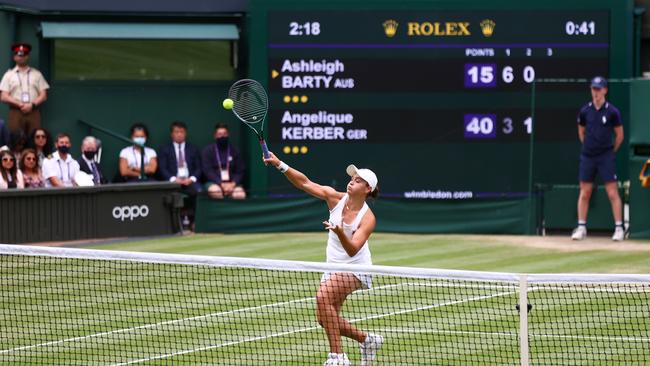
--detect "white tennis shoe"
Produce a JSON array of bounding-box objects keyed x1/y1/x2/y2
[
  {"x1": 323, "y1": 353, "x2": 350, "y2": 366},
  {"x1": 612, "y1": 226, "x2": 625, "y2": 241},
  {"x1": 360, "y1": 333, "x2": 384, "y2": 366},
  {"x1": 571, "y1": 226, "x2": 587, "y2": 240}
]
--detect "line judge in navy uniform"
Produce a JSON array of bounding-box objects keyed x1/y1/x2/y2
[{"x1": 571, "y1": 76, "x2": 625, "y2": 242}]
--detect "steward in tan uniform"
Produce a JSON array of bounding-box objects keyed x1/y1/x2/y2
[{"x1": 0, "y1": 42, "x2": 50, "y2": 141}]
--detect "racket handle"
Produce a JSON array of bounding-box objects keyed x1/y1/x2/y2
[{"x1": 260, "y1": 139, "x2": 270, "y2": 159}]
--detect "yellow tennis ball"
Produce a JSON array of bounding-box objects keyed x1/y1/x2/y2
[{"x1": 222, "y1": 98, "x2": 234, "y2": 110}]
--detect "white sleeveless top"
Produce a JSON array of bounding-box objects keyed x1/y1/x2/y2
[{"x1": 326, "y1": 194, "x2": 372, "y2": 264}]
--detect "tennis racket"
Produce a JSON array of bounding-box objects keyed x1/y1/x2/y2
[{"x1": 227, "y1": 79, "x2": 270, "y2": 159}]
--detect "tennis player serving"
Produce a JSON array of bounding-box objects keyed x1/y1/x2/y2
[{"x1": 263, "y1": 152, "x2": 383, "y2": 366}]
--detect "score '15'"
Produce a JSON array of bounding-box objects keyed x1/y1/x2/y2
[{"x1": 465, "y1": 64, "x2": 535, "y2": 88}]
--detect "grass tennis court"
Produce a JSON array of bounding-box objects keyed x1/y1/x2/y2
[
  {"x1": 2, "y1": 234, "x2": 650, "y2": 365},
  {"x1": 81, "y1": 233, "x2": 650, "y2": 273}
]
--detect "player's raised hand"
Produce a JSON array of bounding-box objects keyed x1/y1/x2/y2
[
  {"x1": 322, "y1": 221, "x2": 343, "y2": 235},
  {"x1": 263, "y1": 151, "x2": 280, "y2": 167}
]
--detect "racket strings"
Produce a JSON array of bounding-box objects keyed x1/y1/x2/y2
[{"x1": 229, "y1": 81, "x2": 268, "y2": 124}]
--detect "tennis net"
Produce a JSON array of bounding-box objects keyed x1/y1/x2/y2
[{"x1": 1, "y1": 244, "x2": 649, "y2": 365}]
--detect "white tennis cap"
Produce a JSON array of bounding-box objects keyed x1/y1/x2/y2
[{"x1": 346, "y1": 164, "x2": 378, "y2": 192}]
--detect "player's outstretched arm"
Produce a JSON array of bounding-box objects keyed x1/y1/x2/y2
[{"x1": 263, "y1": 152, "x2": 344, "y2": 207}]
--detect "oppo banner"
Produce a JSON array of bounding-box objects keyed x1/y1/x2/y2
[{"x1": 0, "y1": 182, "x2": 181, "y2": 243}]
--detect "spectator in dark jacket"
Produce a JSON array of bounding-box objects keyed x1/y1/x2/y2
[
  {"x1": 158, "y1": 121, "x2": 202, "y2": 191},
  {"x1": 201, "y1": 123, "x2": 245, "y2": 199},
  {"x1": 78, "y1": 136, "x2": 106, "y2": 185},
  {"x1": 158, "y1": 121, "x2": 202, "y2": 228}
]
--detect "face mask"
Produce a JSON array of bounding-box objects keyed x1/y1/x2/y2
[
  {"x1": 57, "y1": 145, "x2": 70, "y2": 154},
  {"x1": 83, "y1": 151, "x2": 96, "y2": 159},
  {"x1": 216, "y1": 137, "x2": 229, "y2": 148},
  {"x1": 133, "y1": 137, "x2": 146, "y2": 145}
]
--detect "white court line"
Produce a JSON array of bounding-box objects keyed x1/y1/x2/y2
[
  {"x1": 109, "y1": 290, "x2": 517, "y2": 365},
  {"x1": 0, "y1": 297, "x2": 313, "y2": 354},
  {"x1": 108, "y1": 326, "x2": 322, "y2": 366},
  {"x1": 371, "y1": 328, "x2": 650, "y2": 343},
  {"x1": 0, "y1": 282, "x2": 408, "y2": 355}
]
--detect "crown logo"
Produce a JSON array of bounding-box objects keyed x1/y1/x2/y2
[
  {"x1": 480, "y1": 19, "x2": 496, "y2": 37},
  {"x1": 383, "y1": 19, "x2": 399, "y2": 38}
]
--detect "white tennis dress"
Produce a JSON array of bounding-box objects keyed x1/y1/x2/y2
[{"x1": 322, "y1": 194, "x2": 373, "y2": 288}]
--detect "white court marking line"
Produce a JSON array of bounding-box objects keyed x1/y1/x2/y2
[
  {"x1": 370, "y1": 328, "x2": 650, "y2": 343},
  {"x1": 109, "y1": 290, "x2": 517, "y2": 365},
  {"x1": 0, "y1": 296, "x2": 313, "y2": 354},
  {"x1": 0, "y1": 282, "x2": 410, "y2": 354}
]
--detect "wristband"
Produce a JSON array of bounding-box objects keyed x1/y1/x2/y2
[{"x1": 276, "y1": 161, "x2": 289, "y2": 173}]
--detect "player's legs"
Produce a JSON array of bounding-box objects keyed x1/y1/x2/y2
[
  {"x1": 316, "y1": 272, "x2": 365, "y2": 353},
  {"x1": 207, "y1": 183, "x2": 224, "y2": 199},
  {"x1": 334, "y1": 298, "x2": 366, "y2": 343}
]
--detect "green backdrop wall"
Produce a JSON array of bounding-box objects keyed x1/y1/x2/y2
[
  {"x1": 195, "y1": 195, "x2": 532, "y2": 234},
  {"x1": 0, "y1": 12, "x2": 247, "y2": 185}
]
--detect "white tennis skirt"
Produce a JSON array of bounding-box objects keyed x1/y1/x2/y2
[{"x1": 320, "y1": 271, "x2": 373, "y2": 290}]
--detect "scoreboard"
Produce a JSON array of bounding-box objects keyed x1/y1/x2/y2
[{"x1": 249, "y1": 1, "x2": 631, "y2": 198}]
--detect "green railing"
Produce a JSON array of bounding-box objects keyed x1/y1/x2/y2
[{"x1": 78, "y1": 119, "x2": 147, "y2": 180}]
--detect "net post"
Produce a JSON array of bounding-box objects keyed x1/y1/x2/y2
[{"x1": 519, "y1": 274, "x2": 530, "y2": 366}]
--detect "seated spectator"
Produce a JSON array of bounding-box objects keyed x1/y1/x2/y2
[
  {"x1": 26, "y1": 127, "x2": 54, "y2": 167},
  {"x1": 0, "y1": 149, "x2": 24, "y2": 189},
  {"x1": 0, "y1": 118, "x2": 9, "y2": 150},
  {"x1": 78, "y1": 136, "x2": 106, "y2": 185},
  {"x1": 158, "y1": 121, "x2": 202, "y2": 228},
  {"x1": 118, "y1": 123, "x2": 157, "y2": 182},
  {"x1": 42, "y1": 133, "x2": 80, "y2": 187},
  {"x1": 19, "y1": 148, "x2": 44, "y2": 188},
  {"x1": 201, "y1": 123, "x2": 246, "y2": 199}
]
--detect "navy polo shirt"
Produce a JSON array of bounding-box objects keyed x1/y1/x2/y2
[{"x1": 577, "y1": 101, "x2": 622, "y2": 156}]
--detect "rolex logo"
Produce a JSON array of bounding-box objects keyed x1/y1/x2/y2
[
  {"x1": 480, "y1": 19, "x2": 496, "y2": 37},
  {"x1": 383, "y1": 19, "x2": 399, "y2": 37}
]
